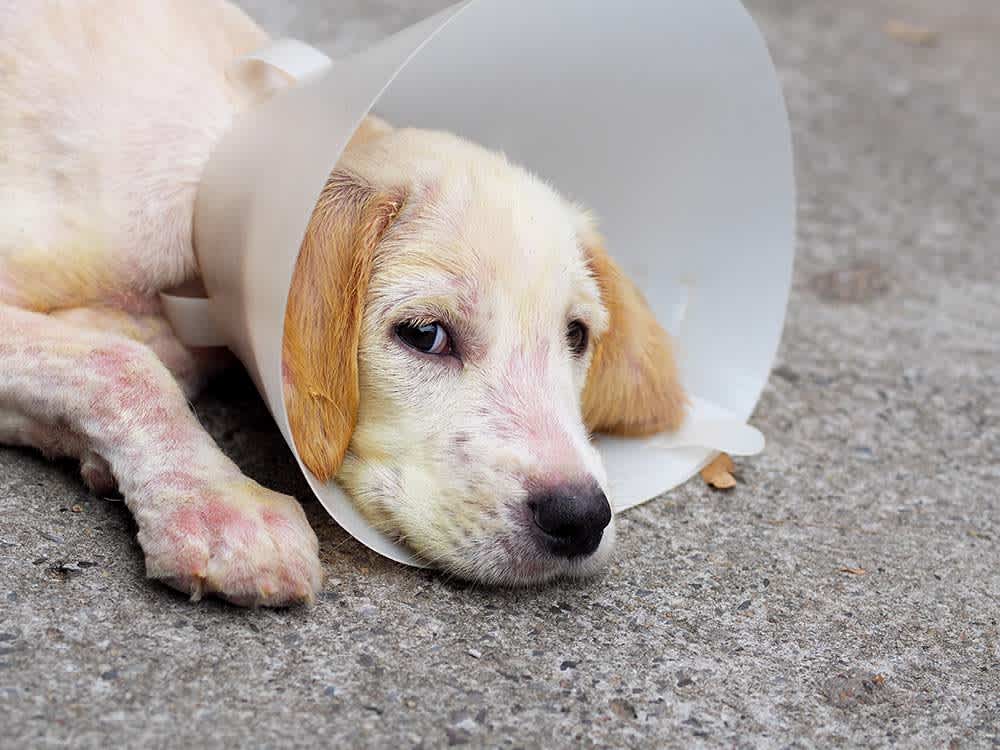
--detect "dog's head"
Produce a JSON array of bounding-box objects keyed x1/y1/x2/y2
[{"x1": 284, "y1": 124, "x2": 685, "y2": 584}]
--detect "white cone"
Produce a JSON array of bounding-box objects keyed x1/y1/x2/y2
[{"x1": 162, "y1": 0, "x2": 795, "y2": 567}]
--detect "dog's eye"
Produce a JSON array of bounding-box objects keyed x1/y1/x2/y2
[
  {"x1": 566, "y1": 319, "x2": 589, "y2": 357},
  {"x1": 396, "y1": 321, "x2": 452, "y2": 356}
]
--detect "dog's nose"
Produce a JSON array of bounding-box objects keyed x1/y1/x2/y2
[{"x1": 527, "y1": 484, "x2": 613, "y2": 559}]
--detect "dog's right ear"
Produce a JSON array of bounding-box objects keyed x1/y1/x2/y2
[
  {"x1": 283, "y1": 170, "x2": 406, "y2": 482},
  {"x1": 578, "y1": 224, "x2": 688, "y2": 437}
]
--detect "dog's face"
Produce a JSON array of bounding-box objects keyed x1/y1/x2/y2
[{"x1": 284, "y1": 126, "x2": 685, "y2": 584}]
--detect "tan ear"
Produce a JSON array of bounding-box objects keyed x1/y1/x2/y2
[
  {"x1": 283, "y1": 171, "x2": 406, "y2": 481},
  {"x1": 582, "y1": 234, "x2": 688, "y2": 436}
]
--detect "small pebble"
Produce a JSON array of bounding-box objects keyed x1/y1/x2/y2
[
  {"x1": 454, "y1": 718, "x2": 478, "y2": 732},
  {"x1": 610, "y1": 698, "x2": 637, "y2": 719},
  {"x1": 446, "y1": 727, "x2": 471, "y2": 746},
  {"x1": 810, "y1": 263, "x2": 891, "y2": 304},
  {"x1": 467, "y1": 649, "x2": 482, "y2": 659},
  {"x1": 822, "y1": 671, "x2": 887, "y2": 708}
]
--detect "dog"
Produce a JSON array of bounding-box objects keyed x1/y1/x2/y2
[{"x1": 0, "y1": 0, "x2": 686, "y2": 606}]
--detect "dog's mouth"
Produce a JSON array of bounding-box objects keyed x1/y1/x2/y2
[
  {"x1": 499, "y1": 519, "x2": 616, "y2": 585},
  {"x1": 338, "y1": 454, "x2": 615, "y2": 585},
  {"x1": 414, "y1": 515, "x2": 616, "y2": 587}
]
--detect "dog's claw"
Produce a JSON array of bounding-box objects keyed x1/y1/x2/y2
[{"x1": 188, "y1": 580, "x2": 205, "y2": 603}]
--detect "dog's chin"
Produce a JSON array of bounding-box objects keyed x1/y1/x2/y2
[{"x1": 430, "y1": 518, "x2": 617, "y2": 587}]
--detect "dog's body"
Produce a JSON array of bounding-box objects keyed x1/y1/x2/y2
[
  {"x1": 1, "y1": 0, "x2": 685, "y2": 605},
  {"x1": 0, "y1": 0, "x2": 323, "y2": 605}
]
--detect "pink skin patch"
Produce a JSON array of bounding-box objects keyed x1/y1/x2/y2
[
  {"x1": 81, "y1": 346, "x2": 204, "y2": 460},
  {"x1": 485, "y1": 342, "x2": 582, "y2": 474},
  {"x1": 149, "y1": 470, "x2": 203, "y2": 494},
  {"x1": 261, "y1": 509, "x2": 291, "y2": 531},
  {"x1": 0, "y1": 274, "x2": 23, "y2": 307},
  {"x1": 449, "y1": 275, "x2": 482, "y2": 327},
  {"x1": 163, "y1": 496, "x2": 269, "y2": 574}
]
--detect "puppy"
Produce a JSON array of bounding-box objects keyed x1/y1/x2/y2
[{"x1": 0, "y1": 0, "x2": 685, "y2": 605}]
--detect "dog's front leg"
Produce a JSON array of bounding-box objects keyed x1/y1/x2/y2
[{"x1": 0, "y1": 304, "x2": 321, "y2": 606}]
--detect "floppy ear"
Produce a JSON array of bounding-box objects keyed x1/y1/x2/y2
[
  {"x1": 580, "y1": 230, "x2": 688, "y2": 436},
  {"x1": 283, "y1": 171, "x2": 406, "y2": 481}
]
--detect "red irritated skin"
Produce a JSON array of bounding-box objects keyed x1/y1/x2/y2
[{"x1": 0, "y1": 0, "x2": 685, "y2": 604}]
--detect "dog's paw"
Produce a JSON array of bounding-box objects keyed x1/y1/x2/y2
[{"x1": 134, "y1": 478, "x2": 322, "y2": 607}]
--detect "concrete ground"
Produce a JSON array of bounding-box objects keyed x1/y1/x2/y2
[{"x1": 2, "y1": 0, "x2": 998, "y2": 746}]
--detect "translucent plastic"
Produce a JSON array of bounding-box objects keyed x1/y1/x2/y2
[{"x1": 162, "y1": 0, "x2": 795, "y2": 567}]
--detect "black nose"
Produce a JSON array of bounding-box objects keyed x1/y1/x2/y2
[{"x1": 527, "y1": 483, "x2": 613, "y2": 559}]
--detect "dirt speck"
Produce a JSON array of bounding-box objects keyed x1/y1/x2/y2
[{"x1": 810, "y1": 263, "x2": 891, "y2": 304}]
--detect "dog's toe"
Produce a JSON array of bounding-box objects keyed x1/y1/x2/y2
[{"x1": 80, "y1": 452, "x2": 117, "y2": 496}]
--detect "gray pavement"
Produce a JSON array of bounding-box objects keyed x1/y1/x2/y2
[{"x1": 2, "y1": 0, "x2": 998, "y2": 747}]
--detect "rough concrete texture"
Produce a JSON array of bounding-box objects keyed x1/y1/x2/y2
[{"x1": 2, "y1": 0, "x2": 998, "y2": 747}]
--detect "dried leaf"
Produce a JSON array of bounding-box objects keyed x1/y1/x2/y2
[
  {"x1": 839, "y1": 566, "x2": 867, "y2": 576},
  {"x1": 872, "y1": 674, "x2": 886, "y2": 687},
  {"x1": 701, "y1": 453, "x2": 736, "y2": 490},
  {"x1": 884, "y1": 20, "x2": 940, "y2": 47}
]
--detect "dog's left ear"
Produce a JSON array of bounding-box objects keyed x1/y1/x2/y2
[
  {"x1": 578, "y1": 219, "x2": 688, "y2": 436},
  {"x1": 283, "y1": 171, "x2": 406, "y2": 481}
]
